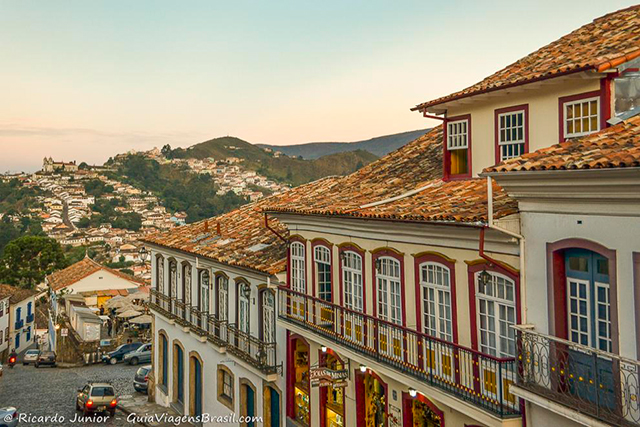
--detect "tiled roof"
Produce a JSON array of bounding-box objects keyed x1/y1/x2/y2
[
  {"x1": 0, "y1": 284, "x2": 37, "y2": 304},
  {"x1": 413, "y1": 6, "x2": 640, "y2": 111},
  {"x1": 264, "y1": 127, "x2": 517, "y2": 223},
  {"x1": 484, "y1": 115, "x2": 640, "y2": 173},
  {"x1": 46, "y1": 257, "x2": 146, "y2": 291}
]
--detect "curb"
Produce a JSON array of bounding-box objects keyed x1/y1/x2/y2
[{"x1": 117, "y1": 403, "x2": 151, "y2": 427}]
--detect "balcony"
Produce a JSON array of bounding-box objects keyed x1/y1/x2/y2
[
  {"x1": 278, "y1": 287, "x2": 520, "y2": 418},
  {"x1": 14, "y1": 319, "x2": 24, "y2": 330},
  {"x1": 516, "y1": 326, "x2": 640, "y2": 426},
  {"x1": 149, "y1": 289, "x2": 280, "y2": 376},
  {"x1": 26, "y1": 313, "x2": 34, "y2": 324}
]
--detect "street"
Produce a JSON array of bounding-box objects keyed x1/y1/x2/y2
[{"x1": 0, "y1": 362, "x2": 144, "y2": 427}]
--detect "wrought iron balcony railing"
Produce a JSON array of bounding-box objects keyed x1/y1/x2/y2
[
  {"x1": 26, "y1": 313, "x2": 34, "y2": 323},
  {"x1": 149, "y1": 289, "x2": 280, "y2": 375},
  {"x1": 516, "y1": 326, "x2": 640, "y2": 426},
  {"x1": 14, "y1": 319, "x2": 24, "y2": 330},
  {"x1": 278, "y1": 287, "x2": 520, "y2": 418},
  {"x1": 227, "y1": 323, "x2": 279, "y2": 376}
]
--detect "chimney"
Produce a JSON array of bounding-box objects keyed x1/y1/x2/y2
[
  {"x1": 216, "y1": 222, "x2": 221, "y2": 235},
  {"x1": 204, "y1": 220, "x2": 209, "y2": 232}
]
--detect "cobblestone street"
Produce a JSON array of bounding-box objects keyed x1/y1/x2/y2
[{"x1": 0, "y1": 362, "x2": 144, "y2": 427}]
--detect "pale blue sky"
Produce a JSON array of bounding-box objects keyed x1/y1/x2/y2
[{"x1": 0, "y1": 0, "x2": 635, "y2": 172}]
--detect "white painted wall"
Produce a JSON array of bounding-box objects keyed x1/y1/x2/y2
[
  {"x1": 62, "y1": 269, "x2": 140, "y2": 294},
  {"x1": 0, "y1": 297, "x2": 9, "y2": 354}
]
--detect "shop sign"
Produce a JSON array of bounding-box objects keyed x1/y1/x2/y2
[{"x1": 310, "y1": 366, "x2": 349, "y2": 388}]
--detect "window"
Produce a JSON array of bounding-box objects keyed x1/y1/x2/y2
[
  {"x1": 262, "y1": 290, "x2": 275, "y2": 343},
  {"x1": 376, "y1": 257, "x2": 402, "y2": 325},
  {"x1": 476, "y1": 272, "x2": 516, "y2": 358},
  {"x1": 169, "y1": 260, "x2": 177, "y2": 299},
  {"x1": 217, "y1": 275, "x2": 229, "y2": 321},
  {"x1": 314, "y1": 245, "x2": 332, "y2": 302},
  {"x1": 238, "y1": 282, "x2": 251, "y2": 334},
  {"x1": 0, "y1": 301, "x2": 3, "y2": 318},
  {"x1": 420, "y1": 262, "x2": 453, "y2": 342},
  {"x1": 291, "y1": 242, "x2": 306, "y2": 294},
  {"x1": 160, "y1": 333, "x2": 168, "y2": 387},
  {"x1": 199, "y1": 270, "x2": 210, "y2": 313},
  {"x1": 217, "y1": 365, "x2": 235, "y2": 410},
  {"x1": 446, "y1": 118, "x2": 470, "y2": 177},
  {"x1": 0, "y1": 329, "x2": 3, "y2": 343},
  {"x1": 342, "y1": 251, "x2": 363, "y2": 312},
  {"x1": 4, "y1": 327, "x2": 7, "y2": 342},
  {"x1": 156, "y1": 256, "x2": 165, "y2": 293},
  {"x1": 563, "y1": 97, "x2": 600, "y2": 139},
  {"x1": 183, "y1": 263, "x2": 192, "y2": 305},
  {"x1": 496, "y1": 106, "x2": 527, "y2": 161},
  {"x1": 223, "y1": 371, "x2": 233, "y2": 397}
]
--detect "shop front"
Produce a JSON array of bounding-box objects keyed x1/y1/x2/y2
[
  {"x1": 356, "y1": 368, "x2": 388, "y2": 427},
  {"x1": 315, "y1": 350, "x2": 348, "y2": 427},
  {"x1": 288, "y1": 335, "x2": 311, "y2": 426},
  {"x1": 402, "y1": 393, "x2": 444, "y2": 427}
]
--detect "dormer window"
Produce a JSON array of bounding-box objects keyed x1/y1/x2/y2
[
  {"x1": 495, "y1": 105, "x2": 528, "y2": 162},
  {"x1": 445, "y1": 116, "x2": 471, "y2": 178},
  {"x1": 560, "y1": 94, "x2": 600, "y2": 140}
]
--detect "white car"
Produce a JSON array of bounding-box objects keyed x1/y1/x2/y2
[
  {"x1": 0, "y1": 406, "x2": 18, "y2": 427},
  {"x1": 23, "y1": 349, "x2": 40, "y2": 366}
]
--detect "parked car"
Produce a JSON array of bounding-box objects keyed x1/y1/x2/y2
[
  {"x1": 102, "y1": 342, "x2": 143, "y2": 365},
  {"x1": 23, "y1": 349, "x2": 40, "y2": 365},
  {"x1": 133, "y1": 365, "x2": 151, "y2": 393},
  {"x1": 75, "y1": 382, "x2": 117, "y2": 417},
  {"x1": 123, "y1": 343, "x2": 151, "y2": 366},
  {"x1": 35, "y1": 351, "x2": 56, "y2": 368},
  {"x1": 0, "y1": 406, "x2": 18, "y2": 427}
]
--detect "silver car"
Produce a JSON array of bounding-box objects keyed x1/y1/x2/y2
[
  {"x1": 123, "y1": 343, "x2": 152, "y2": 366},
  {"x1": 23, "y1": 349, "x2": 40, "y2": 365},
  {"x1": 0, "y1": 406, "x2": 18, "y2": 427}
]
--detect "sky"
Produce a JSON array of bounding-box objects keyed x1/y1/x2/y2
[{"x1": 0, "y1": 0, "x2": 636, "y2": 172}]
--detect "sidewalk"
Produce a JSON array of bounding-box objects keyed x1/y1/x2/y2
[{"x1": 117, "y1": 394, "x2": 193, "y2": 427}]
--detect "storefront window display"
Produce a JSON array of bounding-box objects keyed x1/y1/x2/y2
[
  {"x1": 293, "y1": 340, "x2": 310, "y2": 425},
  {"x1": 402, "y1": 393, "x2": 444, "y2": 427},
  {"x1": 321, "y1": 353, "x2": 345, "y2": 427},
  {"x1": 357, "y1": 370, "x2": 387, "y2": 427}
]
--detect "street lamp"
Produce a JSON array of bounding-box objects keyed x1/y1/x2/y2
[
  {"x1": 139, "y1": 246, "x2": 149, "y2": 262},
  {"x1": 478, "y1": 268, "x2": 492, "y2": 290},
  {"x1": 409, "y1": 388, "x2": 417, "y2": 398}
]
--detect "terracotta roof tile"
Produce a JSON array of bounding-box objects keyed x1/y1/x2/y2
[
  {"x1": 413, "y1": 6, "x2": 640, "y2": 111},
  {"x1": 484, "y1": 115, "x2": 640, "y2": 173},
  {"x1": 46, "y1": 257, "x2": 146, "y2": 291},
  {"x1": 0, "y1": 284, "x2": 37, "y2": 304}
]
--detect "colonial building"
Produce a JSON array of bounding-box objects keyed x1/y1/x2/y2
[
  {"x1": 0, "y1": 293, "x2": 10, "y2": 360},
  {"x1": 485, "y1": 116, "x2": 640, "y2": 426},
  {"x1": 42, "y1": 157, "x2": 79, "y2": 173},
  {"x1": 0, "y1": 285, "x2": 37, "y2": 355},
  {"x1": 264, "y1": 6, "x2": 640, "y2": 427}
]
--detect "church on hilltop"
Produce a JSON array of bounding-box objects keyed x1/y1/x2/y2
[{"x1": 42, "y1": 157, "x2": 78, "y2": 173}]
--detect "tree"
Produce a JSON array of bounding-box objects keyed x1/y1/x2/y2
[
  {"x1": 0, "y1": 236, "x2": 68, "y2": 289},
  {"x1": 161, "y1": 144, "x2": 173, "y2": 159},
  {"x1": 79, "y1": 162, "x2": 89, "y2": 170}
]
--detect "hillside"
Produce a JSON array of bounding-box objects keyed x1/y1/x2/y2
[
  {"x1": 165, "y1": 137, "x2": 379, "y2": 187},
  {"x1": 258, "y1": 128, "x2": 430, "y2": 159}
]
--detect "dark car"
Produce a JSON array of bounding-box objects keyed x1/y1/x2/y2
[
  {"x1": 102, "y1": 342, "x2": 143, "y2": 365},
  {"x1": 35, "y1": 351, "x2": 57, "y2": 368},
  {"x1": 133, "y1": 365, "x2": 151, "y2": 393}
]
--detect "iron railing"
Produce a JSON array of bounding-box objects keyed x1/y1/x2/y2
[
  {"x1": 278, "y1": 286, "x2": 520, "y2": 418},
  {"x1": 516, "y1": 326, "x2": 640, "y2": 426},
  {"x1": 227, "y1": 323, "x2": 278, "y2": 376},
  {"x1": 149, "y1": 289, "x2": 280, "y2": 375}
]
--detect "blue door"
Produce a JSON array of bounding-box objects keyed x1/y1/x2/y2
[
  {"x1": 26, "y1": 326, "x2": 31, "y2": 342},
  {"x1": 15, "y1": 332, "x2": 20, "y2": 349},
  {"x1": 269, "y1": 387, "x2": 280, "y2": 427},
  {"x1": 176, "y1": 346, "x2": 184, "y2": 404},
  {"x1": 161, "y1": 336, "x2": 168, "y2": 387},
  {"x1": 194, "y1": 358, "x2": 202, "y2": 417},
  {"x1": 246, "y1": 385, "x2": 255, "y2": 427},
  {"x1": 564, "y1": 249, "x2": 615, "y2": 409}
]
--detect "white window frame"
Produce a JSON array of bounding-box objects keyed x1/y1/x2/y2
[
  {"x1": 291, "y1": 242, "x2": 306, "y2": 294},
  {"x1": 239, "y1": 282, "x2": 251, "y2": 334},
  {"x1": 376, "y1": 257, "x2": 402, "y2": 325},
  {"x1": 262, "y1": 290, "x2": 275, "y2": 343},
  {"x1": 447, "y1": 119, "x2": 469, "y2": 150},
  {"x1": 420, "y1": 262, "x2": 453, "y2": 342},
  {"x1": 563, "y1": 96, "x2": 600, "y2": 139},
  {"x1": 342, "y1": 251, "x2": 363, "y2": 311},
  {"x1": 595, "y1": 281, "x2": 612, "y2": 353},
  {"x1": 476, "y1": 271, "x2": 516, "y2": 358},
  {"x1": 497, "y1": 110, "x2": 526, "y2": 161},
  {"x1": 314, "y1": 245, "x2": 332, "y2": 301},
  {"x1": 217, "y1": 275, "x2": 228, "y2": 321},
  {"x1": 199, "y1": 270, "x2": 210, "y2": 313},
  {"x1": 156, "y1": 256, "x2": 165, "y2": 293}
]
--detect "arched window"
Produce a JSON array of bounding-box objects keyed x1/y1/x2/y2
[
  {"x1": 376, "y1": 256, "x2": 402, "y2": 325},
  {"x1": 159, "y1": 332, "x2": 168, "y2": 387},
  {"x1": 239, "y1": 282, "x2": 251, "y2": 334},
  {"x1": 169, "y1": 260, "x2": 177, "y2": 299},
  {"x1": 262, "y1": 290, "x2": 275, "y2": 343},
  {"x1": 342, "y1": 251, "x2": 363, "y2": 312},
  {"x1": 314, "y1": 245, "x2": 332, "y2": 302},
  {"x1": 476, "y1": 271, "x2": 516, "y2": 357},
  {"x1": 156, "y1": 255, "x2": 165, "y2": 293},
  {"x1": 420, "y1": 262, "x2": 453, "y2": 342},
  {"x1": 182, "y1": 263, "x2": 192, "y2": 305},
  {"x1": 291, "y1": 242, "x2": 306, "y2": 294},
  {"x1": 199, "y1": 270, "x2": 210, "y2": 314},
  {"x1": 216, "y1": 275, "x2": 229, "y2": 321}
]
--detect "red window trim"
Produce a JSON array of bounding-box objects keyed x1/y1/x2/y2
[
  {"x1": 494, "y1": 104, "x2": 529, "y2": 164},
  {"x1": 355, "y1": 369, "x2": 388, "y2": 427},
  {"x1": 311, "y1": 239, "x2": 333, "y2": 302},
  {"x1": 286, "y1": 333, "x2": 311, "y2": 422},
  {"x1": 338, "y1": 243, "x2": 367, "y2": 314},
  {"x1": 557, "y1": 78, "x2": 611, "y2": 142},
  {"x1": 402, "y1": 392, "x2": 445, "y2": 427},
  {"x1": 467, "y1": 260, "x2": 521, "y2": 353},
  {"x1": 288, "y1": 235, "x2": 308, "y2": 292},
  {"x1": 318, "y1": 349, "x2": 346, "y2": 427},
  {"x1": 413, "y1": 252, "x2": 459, "y2": 344},
  {"x1": 443, "y1": 114, "x2": 472, "y2": 181},
  {"x1": 546, "y1": 238, "x2": 618, "y2": 354},
  {"x1": 372, "y1": 248, "x2": 406, "y2": 326},
  {"x1": 234, "y1": 277, "x2": 250, "y2": 327}
]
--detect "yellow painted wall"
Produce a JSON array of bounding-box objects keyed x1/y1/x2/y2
[
  {"x1": 447, "y1": 77, "x2": 602, "y2": 177},
  {"x1": 298, "y1": 230, "x2": 519, "y2": 350}
]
